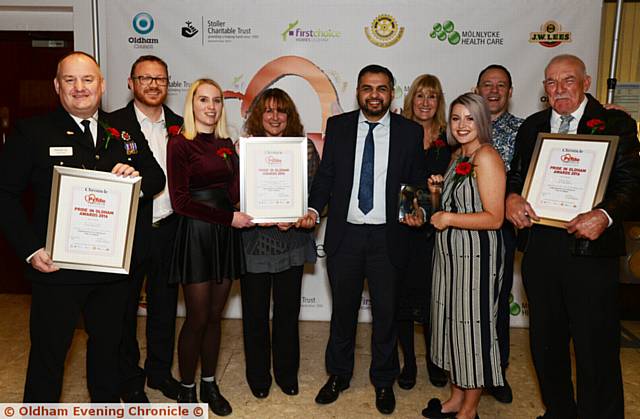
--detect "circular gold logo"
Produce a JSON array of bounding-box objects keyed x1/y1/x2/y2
[{"x1": 365, "y1": 14, "x2": 404, "y2": 48}]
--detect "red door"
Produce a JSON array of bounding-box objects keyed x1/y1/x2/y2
[{"x1": 0, "y1": 31, "x2": 73, "y2": 293}]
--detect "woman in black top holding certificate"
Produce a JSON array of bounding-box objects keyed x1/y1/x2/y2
[{"x1": 240, "y1": 88, "x2": 320, "y2": 399}]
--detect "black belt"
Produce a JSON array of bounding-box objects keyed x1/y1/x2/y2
[
  {"x1": 152, "y1": 213, "x2": 177, "y2": 228},
  {"x1": 190, "y1": 188, "x2": 233, "y2": 211}
]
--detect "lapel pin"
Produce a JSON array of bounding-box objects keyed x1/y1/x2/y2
[{"x1": 66, "y1": 131, "x2": 75, "y2": 135}]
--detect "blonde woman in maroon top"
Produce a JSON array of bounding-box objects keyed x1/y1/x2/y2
[{"x1": 167, "y1": 78, "x2": 253, "y2": 416}]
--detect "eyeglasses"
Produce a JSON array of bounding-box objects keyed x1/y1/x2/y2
[{"x1": 132, "y1": 76, "x2": 169, "y2": 86}]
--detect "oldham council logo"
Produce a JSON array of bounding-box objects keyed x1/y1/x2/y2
[
  {"x1": 132, "y1": 12, "x2": 154, "y2": 35},
  {"x1": 129, "y1": 12, "x2": 158, "y2": 49},
  {"x1": 365, "y1": 14, "x2": 404, "y2": 48},
  {"x1": 529, "y1": 21, "x2": 572, "y2": 47}
]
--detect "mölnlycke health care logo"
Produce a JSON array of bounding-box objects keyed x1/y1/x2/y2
[{"x1": 430, "y1": 20, "x2": 503, "y2": 46}]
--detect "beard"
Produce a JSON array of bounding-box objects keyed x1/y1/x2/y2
[
  {"x1": 135, "y1": 87, "x2": 167, "y2": 107},
  {"x1": 358, "y1": 97, "x2": 391, "y2": 119}
]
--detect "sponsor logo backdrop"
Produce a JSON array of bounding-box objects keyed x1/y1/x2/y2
[{"x1": 94, "y1": 0, "x2": 602, "y2": 327}]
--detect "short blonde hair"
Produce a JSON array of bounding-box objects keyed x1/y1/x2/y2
[
  {"x1": 447, "y1": 93, "x2": 492, "y2": 146},
  {"x1": 403, "y1": 74, "x2": 446, "y2": 134},
  {"x1": 182, "y1": 78, "x2": 229, "y2": 140}
]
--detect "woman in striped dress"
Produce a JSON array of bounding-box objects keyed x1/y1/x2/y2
[{"x1": 422, "y1": 93, "x2": 505, "y2": 419}]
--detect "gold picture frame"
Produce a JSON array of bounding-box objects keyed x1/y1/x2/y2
[
  {"x1": 45, "y1": 166, "x2": 141, "y2": 274},
  {"x1": 521, "y1": 133, "x2": 619, "y2": 228}
]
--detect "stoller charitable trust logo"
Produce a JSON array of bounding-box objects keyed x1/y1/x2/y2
[
  {"x1": 129, "y1": 12, "x2": 159, "y2": 48},
  {"x1": 281, "y1": 19, "x2": 341, "y2": 42},
  {"x1": 529, "y1": 21, "x2": 572, "y2": 48},
  {"x1": 182, "y1": 20, "x2": 199, "y2": 38},
  {"x1": 365, "y1": 14, "x2": 404, "y2": 48},
  {"x1": 430, "y1": 19, "x2": 503, "y2": 46}
]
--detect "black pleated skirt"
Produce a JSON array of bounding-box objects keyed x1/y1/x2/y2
[{"x1": 169, "y1": 189, "x2": 245, "y2": 284}]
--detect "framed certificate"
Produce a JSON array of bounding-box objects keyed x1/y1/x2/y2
[
  {"x1": 239, "y1": 137, "x2": 308, "y2": 223},
  {"x1": 521, "y1": 133, "x2": 618, "y2": 228},
  {"x1": 45, "y1": 166, "x2": 141, "y2": 274}
]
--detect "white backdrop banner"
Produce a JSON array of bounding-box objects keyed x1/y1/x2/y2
[{"x1": 93, "y1": 0, "x2": 602, "y2": 327}]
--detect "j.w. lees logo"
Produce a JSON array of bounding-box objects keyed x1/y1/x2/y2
[{"x1": 529, "y1": 21, "x2": 572, "y2": 48}]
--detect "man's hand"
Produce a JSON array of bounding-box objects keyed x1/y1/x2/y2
[
  {"x1": 505, "y1": 193, "x2": 539, "y2": 229},
  {"x1": 30, "y1": 248, "x2": 59, "y2": 273},
  {"x1": 566, "y1": 209, "x2": 609, "y2": 240},
  {"x1": 295, "y1": 210, "x2": 317, "y2": 229},
  {"x1": 401, "y1": 198, "x2": 425, "y2": 227},
  {"x1": 111, "y1": 163, "x2": 139, "y2": 178}
]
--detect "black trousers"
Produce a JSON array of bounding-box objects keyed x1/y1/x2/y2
[
  {"x1": 240, "y1": 266, "x2": 303, "y2": 389},
  {"x1": 522, "y1": 226, "x2": 623, "y2": 419},
  {"x1": 325, "y1": 224, "x2": 400, "y2": 387},
  {"x1": 25, "y1": 279, "x2": 128, "y2": 402},
  {"x1": 119, "y1": 216, "x2": 179, "y2": 392},
  {"x1": 496, "y1": 222, "x2": 516, "y2": 373}
]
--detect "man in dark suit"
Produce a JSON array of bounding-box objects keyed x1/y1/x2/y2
[
  {"x1": 297, "y1": 64, "x2": 426, "y2": 415},
  {"x1": 506, "y1": 54, "x2": 640, "y2": 419},
  {"x1": 0, "y1": 51, "x2": 165, "y2": 402},
  {"x1": 111, "y1": 55, "x2": 183, "y2": 402}
]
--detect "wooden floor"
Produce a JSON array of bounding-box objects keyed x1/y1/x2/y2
[{"x1": 1, "y1": 293, "x2": 640, "y2": 418}]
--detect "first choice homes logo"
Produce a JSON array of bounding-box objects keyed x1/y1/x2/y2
[
  {"x1": 281, "y1": 19, "x2": 341, "y2": 42},
  {"x1": 529, "y1": 21, "x2": 572, "y2": 47},
  {"x1": 365, "y1": 14, "x2": 404, "y2": 48},
  {"x1": 129, "y1": 12, "x2": 159, "y2": 48}
]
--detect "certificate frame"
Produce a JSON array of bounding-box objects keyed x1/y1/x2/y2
[
  {"x1": 45, "y1": 166, "x2": 141, "y2": 274},
  {"x1": 239, "y1": 136, "x2": 308, "y2": 223},
  {"x1": 521, "y1": 133, "x2": 618, "y2": 228}
]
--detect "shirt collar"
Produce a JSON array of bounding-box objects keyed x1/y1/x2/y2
[
  {"x1": 358, "y1": 109, "x2": 391, "y2": 127},
  {"x1": 493, "y1": 111, "x2": 512, "y2": 124},
  {"x1": 69, "y1": 111, "x2": 98, "y2": 129},
  {"x1": 133, "y1": 102, "x2": 165, "y2": 125},
  {"x1": 551, "y1": 96, "x2": 588, "y2": 124}
]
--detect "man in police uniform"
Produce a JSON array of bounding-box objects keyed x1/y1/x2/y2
[{"x1": 0, "y1": 51, "x2": 165, "y2": 402}]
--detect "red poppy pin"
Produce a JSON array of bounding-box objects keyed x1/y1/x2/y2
[
  {"x1": 216, "y1": 147, "x2": 233, "y2": 160},
  {"x1": 98, "y1": 121, "x2": 122, "y2": 149},
  {"x1": 433, "y1": 137, "x2": 447, "y2": 158},
  {"x1": 167, "y1": 125, "x2": 181, "y2": 136},
  {"x1": 586, "y1": 118, "x2": 605, "y2": 134},
  {"x1": 452, "y1": 156, "x2": 475, "y2": 185}
]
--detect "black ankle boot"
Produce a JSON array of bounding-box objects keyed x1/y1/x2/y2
[
  {"x1": 200, "y1": 380, "x2": 232, "y2": 416},
  {"x1": 177, "y1": 385, "x2": 197, "y2": 403}
]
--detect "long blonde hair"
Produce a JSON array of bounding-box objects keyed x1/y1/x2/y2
[
  {"x1": 403, "y1": 74, "x2": 446, "y2": 136},
  {"x1": 182, "y1": 78, "x2": 229, "y2": 140}
]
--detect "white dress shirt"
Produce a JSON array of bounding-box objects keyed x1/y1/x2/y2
[
  {"x1": 550, "y1": 96, "x2": 612, "y2": 226},
  {"x1": 346, "y1": 110, "x2": 391, "y2": 224},
  {"x1": 550, "y1": 96, "x2": 587, "y2": 134},
  {"x1": 70, "y1": 112, "x2": 98, "y2": 146},
  {"x1": 134, "y1": 104, "x2": 173, "y2": 222}
]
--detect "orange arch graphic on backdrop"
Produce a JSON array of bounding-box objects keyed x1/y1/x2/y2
[{"x1": 224, "y1": 55, "x2": 343, "y2": 156}]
